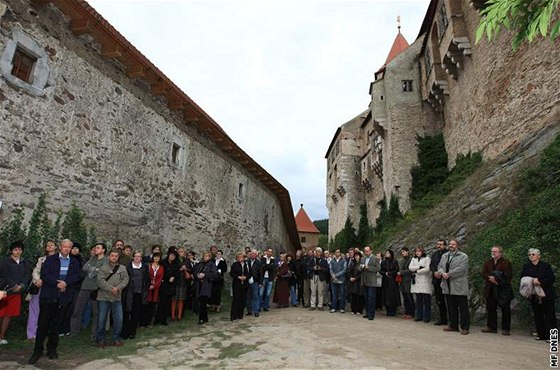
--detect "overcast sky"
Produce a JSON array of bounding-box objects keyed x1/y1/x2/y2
[{"x1": 88, "y1": 0, "x2": 431, "y2": 221}]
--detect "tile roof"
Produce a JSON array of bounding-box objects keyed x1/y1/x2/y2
[
  {"x1": 385, "y1": 31, "x2": 410, "y2": 65},
  {"x1": 295, "y1": 206, "x2": 320, "y2": 234}
]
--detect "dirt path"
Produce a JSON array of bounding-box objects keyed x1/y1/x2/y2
[{"x1": 1, "y1": 307, "x2": 550, "y2": 369}]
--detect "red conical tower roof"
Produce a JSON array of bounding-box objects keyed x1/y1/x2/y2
[
  {"x1": 384, "y1": 31, "x2": 409, "y2": 65},
  {"x1": 295, "y1": 205, "x2": 320, "y2": 234}
]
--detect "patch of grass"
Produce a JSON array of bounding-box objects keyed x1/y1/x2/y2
[
  {"x1": 217, "y1": 342, "x2": 258, "y2": 360},
  {"x1": 3, "y1": 291, "x2": 233, "y2": 366}
]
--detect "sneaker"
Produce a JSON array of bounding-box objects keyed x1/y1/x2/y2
[
  {"x1": 330, "y1": 309, "x2": 336, "y2": 313},
  {"x1": 340, "y1": 310, "x2": 345, "y2": 313},
  {"x1": 0, "y1": 339, "x2": 8, "y2": 345}
]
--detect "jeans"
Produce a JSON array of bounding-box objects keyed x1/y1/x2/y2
[
  {"x1": 248, "y1": 283, "x2": 260, "y2": 314},
  {"x1": 330, "y1": 283, "x2": 346, "y2": 311},
  {"x1": 96, "y1": 300, "x2": 123, "y2": 344},
  {"x1": 290, "y1": 285, "x2": 298, "y2": 306},
  {"x1": 415, "y1": 293, "x2": 432, "y2": 322},
  {"x1": 259, "y1": 277, "x2": 274, "y2": 310},
  {"x1": 402, "y1": 292, "x2": 415, "y2": 316},
  {"x1": 364, "y1": 286, "x2": 377, "y2": 319}
]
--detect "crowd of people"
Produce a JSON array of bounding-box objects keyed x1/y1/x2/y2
[{"x1": 0, "y1": 238, "x2": 557, "y2": 365}]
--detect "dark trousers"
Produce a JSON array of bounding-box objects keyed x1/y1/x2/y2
[
  {"x1": 364, "y1": 287, "x2": 377, "y2": 319},
  {"x1": 446, "y1": 294, "x2": 469, "y2": 330},
  {"x1": 350, "y1": 293, "x2": 363, "y2": 314},
  {"x1": 297, "y1": 278, "x2": 304, "y2": 305},
  {"x1": 154, "y1": 293, "x2": 172, "y2": 325},
  {"x1": 143, "y1": 302, "x2": 156, "y2": 326},
  {"x1": 402, "y1": 292, "x2": 415, "y2": 316},
  {"x1": 122, "y1": 293, "x2": 144, "y2": 337},
  {"x1": 375, "y1": 287, "x2": 383, "y2": 309},
  {"x1": 198, "y1": 295, "x2": 209, "y2": 322},
  {"x1": 433, "y1": 282, "x2": 447, "y2": 323},
  {"x1": 486, "y1": 294, "x2": 511, "y2": 331},
  {"x1": 415, "y1": 293, "x2": 432, "y2": 322},
  {"x1": 531, "y1": 298, "x2": 558, "y2": 339},
  {"x1": 231, "y1": 285, "x2": 248, "y2": 320},
  {"x1": 34, "y1": 301, "x2": 67, "y2": 355}
]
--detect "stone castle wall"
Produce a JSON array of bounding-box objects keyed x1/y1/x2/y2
[
  {"x1": 380, "y1": 37, "x2": 442, "y2": 212},
  {"x1": 440, "y1": 1, "x2": 560, "y2": 166},
  {"x1": 0, "y1": 0, "x2": 292, "y2": 257},
  {"x1": 326, "y1": 115, "x2": 365, "y2": 238}
]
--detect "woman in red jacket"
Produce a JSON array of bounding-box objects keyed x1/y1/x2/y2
[{"x1": 143, "y1": 253, "x2": 164, "y2": 327}]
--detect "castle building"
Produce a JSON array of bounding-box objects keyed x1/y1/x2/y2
[
  {"x1": 0, "y1": 0, "x2": 300, "y2": 254},
  {"x1": 327, "y1": 0, "x2": 560, "y2": 238},
  {"x1": 294, "y1": 204, "x2": 320, "y2": 251}
]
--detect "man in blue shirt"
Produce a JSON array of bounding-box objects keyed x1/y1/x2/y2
[{"x1": 28, "y1": 239, "x2": 81, "y2": 364}]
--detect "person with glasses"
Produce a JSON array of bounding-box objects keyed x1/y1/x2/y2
[
  {"x1": 521, "y1": 248, "x2": 558, "y2": 341},
  {"x1": 436, "y1": 239, "x2": 470, "y2": 335},
  {"x1": 480, "y1": 245, "x2": 513, "y2": 335}
]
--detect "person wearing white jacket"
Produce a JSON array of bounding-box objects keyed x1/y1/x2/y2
[{"x1": 409, "y1": 247, "x2": 433, "y2": 323}]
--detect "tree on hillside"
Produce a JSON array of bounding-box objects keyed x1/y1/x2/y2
[
  {"x1": 476, "y1": 0, "x2": 560, "y2": 50},
  {"x1": 356, "y1": 204, "x2": 372, "y2": 247},
  {"x1": 313, "y1": 219, "x2": 328, "y2": 235},
  {"x1": 332, "y1": 217, "x2": 357, "y2": 253}
]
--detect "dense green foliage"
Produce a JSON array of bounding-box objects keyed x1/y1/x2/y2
[
  {"x1": 0, "y1": 194, "x2": 94, "y2": 259},
  {"x1": 468, "y1": 134, "x2": 560, "y2": 322},
  {"x1": 412, "y1": 152, "x2": 483, "y2": 211},
  {"x1": 313, "y1": 219, "x2": 328, "y2": 235},
  {"x1": 411, "y1": 134, "x2": 449, "y2": 201},
  {"x1": 356, "y1": 204, "x2": 372, "y2": 247},
  {"x1": 367, "y1": 134, "x2": 482, "y2": 251},
  {"x1": 476, "y1": 0, "x2": 560, "y2": 50},
  {"x1": 330, "y1": 217, "x2": 357, "y2": 253}
]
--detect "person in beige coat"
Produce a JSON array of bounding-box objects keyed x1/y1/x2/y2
[
  {"x1": 409, "y1": 247, "x2": 432, "y2": 323},
  {"x1": 436, "y1": 240, "x2": 470, "y2": 335}
]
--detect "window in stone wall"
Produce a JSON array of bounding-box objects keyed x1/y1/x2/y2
[
  {"x1": 301, "y1": 236, "x2": 306, "y2": 243},
  {"x1": 402, "y1": 80, "x2": 413, "y2": 92},
  {"x1": 1, "y1": 30, "x2": 50, "y2": 96},
  {"x1": 238, "y1": 183, "x2": 244, "y2": 199},
  {"x1": 171, "y1": 143, "x2": 181, "y2": 164},
  {"x1": 380, "y1": 95, "x2": 384, "y2": 101},
  {"x1": 437, "y1": 2, "x2": 449, "y2": 41},
  {"x1": 11, "y1": 47, "x2": 37, "y2": 83}
]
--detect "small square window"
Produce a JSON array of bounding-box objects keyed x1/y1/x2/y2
[
  {"x1": 301, "y1": 236, "x2": 306, "y2": 243},
  {"x1": 11, "y1": 47, "x2": 36, "y2": 83},
  {"x1": 171, "y1": 143, "x2": 181, "y2": 164},
  {"x1": 402, "y1": 80, "x2": 413, "y2": 92}
]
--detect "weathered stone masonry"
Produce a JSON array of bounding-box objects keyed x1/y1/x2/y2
[{"x1": 0, "y1": 0, "x2": 300, "y2": 255}]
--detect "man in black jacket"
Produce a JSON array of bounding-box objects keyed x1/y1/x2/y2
[
  {"x1": 246, "y1": 249, "x2": 262, "y2": 317},
  {"x1": 29, "y1": 239, "x2": 82, "y2": 364},
  {"x1": 430, "y1": 239, "x2": 448, "y2": 325}
]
